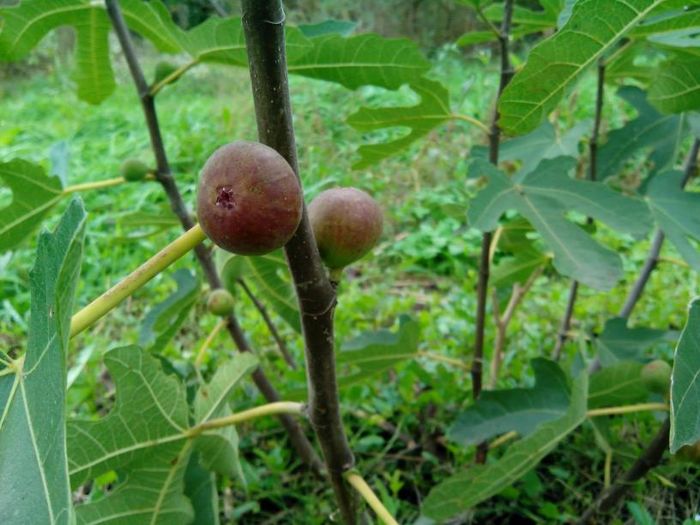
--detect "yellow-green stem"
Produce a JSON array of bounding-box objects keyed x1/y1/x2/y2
[
  {"x1": 344, "y1": 471, "x2": 399, "y2": 525},
  {"x1": 189, "y1": 401, "x2": 305, "y2": 436},
  {"x1": 63, "y1": 177, "x2": 126, "y2": 194},
  {"x1": 490, "y1": 430, "x2": 518, "y2": 449},
  {"x1": 70, "y1": 224, "x2": 207, "y2": 338},
  {"x1": 419, "y1": 351, "x2": 471, "y2": 370},
  {"x1": 194, "y1": 318, "x2": 227, "y2": 369},
  {"x1": 150, "y1": 60, "x2": 199, "y2": 96},
  {"x1": 587, "y1": 403, "x2": 668, "y2": 418},
  {"x1": 452, "y1": 113, "x2": 490, "y2": 134}
]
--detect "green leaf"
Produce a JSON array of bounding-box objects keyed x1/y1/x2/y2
[
  {"x1": 670, "y1": 298, "x2": 700, "y2": 453},
  {"x1": 337, "y1": 316, "x2": 420, "y2": 388},
  {"x1": 139, "y1": 269, "x2": 199, "y2": 353},
  {"x1": 498, "y1": 0, "x2": 666, "y2": 135},
  {"x1": 491, "y1": 250, "x2": 549, "y2": 288},
  {"x1": 298, "y1": 19, "x2": 357, "y2": 38},
  {"x1": 0, "y1": 159, "x2": 64, "y2": 253},
  {"x1": 596, "y1": 317, "x2": 673, "y2": 365},
  {"x1": 193, "y1": 354, "x2": 259, "y2": 478},
  {"x1": 288, "y1": 33, "x2": 431, "y2": 90},
  {"x1": 0, "y1": 198, "x2": 86, "y2": 525},
  {"x1": 588, "y1": 361, "x2": 647, "y2": 409},
  {"x1": 423, "y1": 372, "x2": 588, "y2": 521},
  {"x1": 448, "y1": 359, "x2": 570, "y2": 446},
  {"x1": 184, "y1": 453, "x2": 220, "y2": 525},
  {"x1": 220, "y1": 250, "x2": 301, "y2": 333},
  {"x1": 468, "y1": 157, "x2": 652, "y2": 289},
  {"x1": 68, "y1": 346, "x2": 193, "y2": 524},
  {"x1": 633, "y1": 1, "x2": 700, "y2": 43},
  {"x1": 646, "y1": 170, "x2": 700, "y2": 272},
  {"x1": 649, "y1": 54, "x2": 700, "y2": 114},
  {"x1": 499, "y1": 120, "x2": 590, "y2": 176},
  {"x1": 346, "y1": 78, "x2": 452, "y2": 169}
]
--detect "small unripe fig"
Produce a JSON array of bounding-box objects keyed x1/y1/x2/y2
[
  {"x1": 120, "y1": 159, "x2": 150, "y2": 182},
  {"x1": 640, "y1": 359, "x2": 672, "y2": 395},
  {"x1": 207, "y1": 288, "x2": 235, "y2": 317},
  {"x1": 196, "y1": 141, "x2": 302, "y2": 255},
  {"x1": 154, "y1": 61, "x2": 179, "y2": 84},
  {"x1": 308, "y1": 187, "x2": 383, "y2": 269}
]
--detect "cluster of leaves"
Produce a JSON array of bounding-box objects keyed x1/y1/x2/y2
[{"x1": 2, "y1": 0, "x2": 700, "y2": 523}]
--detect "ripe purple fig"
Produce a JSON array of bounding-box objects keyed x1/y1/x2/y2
[
  {"x1": 640, "y1": 359, "x2": 672, "y2": 395},
  {"x1": 308, "y1": 187, "x2": 383, "y2": 270},
  {"x1": 197, "y1": 141, "x2": 303, "y2": 255}
]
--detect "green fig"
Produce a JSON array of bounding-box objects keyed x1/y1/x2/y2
[
  {"x1": 207, "y1": 288, "x2": 235, "y2": 317},
  {"x1": 308, "y1": 187, "x2": 383, "y2": 269},
  {"x1": 196, "y1": 141, "x2": 302, "y2": 255},
  {"x1": 640, "y1": 359, "x2": 672, "y2": 395},
  {"x1": 119, "y1": 159, "x2": 151, "y2": 182}
]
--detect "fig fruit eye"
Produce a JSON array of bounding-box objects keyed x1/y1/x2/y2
[
  {"x1": 308, "y1": 187, "x2": 383, "y2": 270},
  {"x1": 196, "y1": 141, "x2": 303, "y2": 256}
]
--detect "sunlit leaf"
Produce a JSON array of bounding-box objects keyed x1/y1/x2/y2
[{"x1": 499, "y1": 0, "x2": 666, "y2": 135}]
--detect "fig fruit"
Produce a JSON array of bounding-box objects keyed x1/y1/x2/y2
[
  {"x1": 196, "y1": 141, "x2": 302, "y2": 255},
  {"x1": 308, "y1": 187, "x2": 383, "y2": 269},
  {"x1": 120, "y1": 159, "x2": 150, "y2": 182},
  {"x1": 207, "y1": 288, "x2": 235, "y2": 317},
  {"x1": 154, "y1": 61, "x2": 179, "y2": 85},
  {"x1": 640, "y1": 359, "x2": 672, "y2": 395}
]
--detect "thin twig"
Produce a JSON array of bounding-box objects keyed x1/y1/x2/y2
[
  {"x1": 104, "y1": 0, "x2": 323, "y2": 476},
  {"x1": 194, "y1": 318, "x2": 227, "y2": 369},
  {"x1": 552, "y1": 61, "x2": 606, "y2": 360},
  {"x1": 472, "y1": 0, "x2": 515, "y2": 465},
  {"x1": 240, "y1": 1, "x2": 356, "y2": 522},
  {"x1": 238, "y1": 278, "x2": 297, "y2": 369}
]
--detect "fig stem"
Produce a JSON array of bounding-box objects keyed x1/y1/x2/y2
[
  {"x1": 586, "y1": 403, "x2": 668, "y2": 418},
  {"x1": 149, "y1": 60, "x2": 199, "y2": 96},
  {"x1": 62, "y1": 177, "x2": 126, "y2": 194},
  {"x1": 344, "y1": 471, "x2": 399, "y2": 525},
  {"x1": 194, "y1": 318, "x2": 228, "y2": 370},
  {"x1": 189, "y1": 401, "x2": 305, "y2": 436},
  {"x1": 451, "y1": 113, "x2": 490, "y2": 134},
  {"x1": 70, "y1": 224, "x2": 207, "y2": 338}
]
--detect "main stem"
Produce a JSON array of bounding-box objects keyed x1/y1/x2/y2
[
  {"x1": 552, "y1": 61, "x2": 605, "y2": 361},
  {"x1": 240, "y1": 1, "x2": 356, "y2": 523},
  {"x1": 472, "y1": 0, "x2": 514, "y2": 464},
  {"x1": 104, "y1": 0, "x2": 323, "y2": 476}
]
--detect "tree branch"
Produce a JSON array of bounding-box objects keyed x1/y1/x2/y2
[
  {"x1": 552, "y1": 61, "x2": 606, "y2": 360},
  {"x1": 240, "y1": 1, "x2": 356, "y2": 523},
  {"x1": 577, "y1": 418, "x2": 670, "y2": 524},
  {"x1": 472, "y1": 0, "x2": 514, "y2": 464},
  {"x1": 104, "y1": 0, "x2": 323, "y2": 476}
]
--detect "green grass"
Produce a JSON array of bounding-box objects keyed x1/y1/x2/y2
[{"x1": 2, "y1": 42, "x2": 699, "y2": 523}]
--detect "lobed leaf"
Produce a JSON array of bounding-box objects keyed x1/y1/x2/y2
[
  {"x1": 596, "y1": 317, "x2": 674, "y2": 365},
  {"x1": 0, "y1": 199, "x2": 86, "y2": 525},
  {"x1": 588, "y1": 361, "x2": 647, "y2": 409},
  {"x1": 468, "y1": 157, "x2": 652, "y2": 289},
  {"x1": 648, "y1": 54, "x2": 700, "y2": 114},
  {"x1": 0, "y1": 159, "x2": 64, "y2": 253}
]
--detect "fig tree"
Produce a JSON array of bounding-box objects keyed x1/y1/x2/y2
[
  {"x1": 120, "y1": 158, "x2": 151, "y2": 182},
  {"x1": 640, "y1": 359, "x2": 672, "y2": 395},
  {"x1": 207, "y1": 288, "x2": 235, "y2": 317},
  {"x1": 308, "y1": 187, "x2": 383, "y2": 269},
  {"x1": 154, "y1": 61, "x2": 179, "y2": 85},
  {"x1": 196, "y1": 141, "x2": 302, "y2": 255}
]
